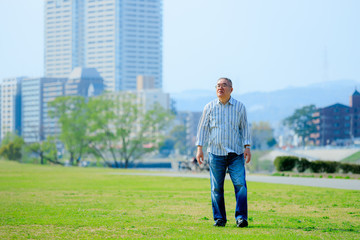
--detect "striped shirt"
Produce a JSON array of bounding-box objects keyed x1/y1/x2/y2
[{"x1": 196, "y1": 97, "x2": 251, "y2": 156}]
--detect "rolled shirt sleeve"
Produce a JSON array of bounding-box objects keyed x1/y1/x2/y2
[{"x1": 240, "y1": 105, "x2": 251, "y2": 147}]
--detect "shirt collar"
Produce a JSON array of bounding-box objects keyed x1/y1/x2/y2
[{"x1": 217, "y1": 96, "x2": 234, "y2": 105}]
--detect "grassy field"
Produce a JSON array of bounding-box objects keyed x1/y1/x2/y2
[
  {"x1": 0, "y1": 160, "x2": 359, "y2": 239},
  {"x1": 342, "y1": 151, "x2": 360, "y2": 163}
]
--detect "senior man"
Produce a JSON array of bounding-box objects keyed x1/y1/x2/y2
[{"x1": 196, "y1": 77, "x2": 251, "y2": 228}]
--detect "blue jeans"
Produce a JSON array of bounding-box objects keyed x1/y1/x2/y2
[{"x1": 209, "y1": 152, "x2": 248, "y2": 222}]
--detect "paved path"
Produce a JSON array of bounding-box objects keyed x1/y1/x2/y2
[
  {"x1": 246, "y1": 175, "x2": 360, "y2": 190},
  {"x1": 259, "y1": 148, "x2": 360, "y2": 162},
  {"x1": 110, "y1": 172, "x2": 360, "y2": 191}
]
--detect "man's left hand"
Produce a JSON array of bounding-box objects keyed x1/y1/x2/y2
[{"x1": 244, "y1": 148, "x2": 251, "y2": 164}]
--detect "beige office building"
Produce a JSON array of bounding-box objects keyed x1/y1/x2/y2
[{"x1": 1, "y1": 77, "x2": 23, "y2": 140}]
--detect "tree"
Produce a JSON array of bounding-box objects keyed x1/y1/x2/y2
[
  {"x1": 26, "y1": 137, "x2": 60, "y2": 165},
  {"x1": 251, "y1": 121, "x2": 275, "y2": 150},
  {"x1": 283, "y1": 105, "x2": 317, "y2": 146},
  {"x1": 159, "y1": 138, "x2": 175, "y2": 157},
  {"x1": 85, "y1": 95, "x2": 118, "y2": 167},
  {"x1": 159, "y1": 125, "x2": 188, "y2": 156},
  {"x1": 171, "y1": 125, "x2": 187, "y2": 155},
  {"x1": 0, "y1": 133, "x2": 24, "y2": 161},
  {"x1": 48, "y1": 96, "x2": 90, "y2": 166},
  {"x1": 86, "y1": 93, "x2": 174, "y2": 168}
]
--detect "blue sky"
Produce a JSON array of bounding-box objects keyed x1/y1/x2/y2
[{"x1": 1, "y1": 0, "x2": 360, "y2": 94}]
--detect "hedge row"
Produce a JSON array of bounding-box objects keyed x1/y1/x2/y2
[{"x1": 274, "y1": 156, "x2": 360, "y2": 174}]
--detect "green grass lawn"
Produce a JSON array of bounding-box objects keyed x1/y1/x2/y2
[
  {"x1": 342, "y1": 151, "x2": 360, "y2": 163},
  {"x1": 0, "y1": 160, "x2": 359, "y2": 239}
]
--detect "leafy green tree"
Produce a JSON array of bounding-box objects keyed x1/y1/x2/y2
[
  {"x1": 171, "y1": 125, "x2": 187, "y2": 155},
  {"x1": 283, "y1": 104, "x2": 317, "y2": 146},
  {"x1": 0, "y1": 133, "x2": 24, "y2": 161},
  {"x1": 159, "y1": 138, "x2": 175, "y2": 157},
  {"x1": 26, "y1": 137, "x2": 60, "y2": 165},
  {"x1": 48, "y1": 96, "x2": 89, "y2": 166},
  {"x1": 267, "y1": 138, "x2": 277, "y2": 148},
  {"x1": 86, "y1": 95, "x2": 117, "y2": 167},
  {"x1": 159, "y1": 125, "x2": 187, "y2": 156},
  {"x1": 251, "y1": 121, "x2": 275, "y2": 150},
  {"x1": 87, "y1": 93, "x2": 174, "y2": 168}
]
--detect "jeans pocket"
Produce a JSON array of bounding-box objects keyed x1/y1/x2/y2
[{"x1": 208, "y1": 153, "x2": 214, "y2": 164}]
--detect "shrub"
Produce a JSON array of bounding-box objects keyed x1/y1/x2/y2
[
  {"x1": 0, "y1": 140, "x2": 24, "y2": 161},
  {"x1": 351, "y1": 164, "x2": 360, "y2": 174},
  {"x1": 274, "y1": 156, "x2": 298, "y2": 172},
  {"x1": 309, "y1": 161, "x2": 325, "y2": 173},
  {"x1": 296, "y1": 158, "x2": 310, "y2": 172},
  {"x1": 309, "y1": 161, "x2": 339, "y2": 174},
  {"x1": 322, "y1": 161, "x2": 339, "y2": 173},
  {"x1": 340, "y1": 163, "x2": 354, "y2": 173},
  {"x1": 274, "y1": 157, "x2": 360, "y2": 174},
  {"x1": 272, "y1": 172, "x2": 285, "y2": 176}
]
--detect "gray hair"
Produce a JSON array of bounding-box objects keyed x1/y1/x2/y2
[{"x1": 217, "y1": 77, "x2": 232, "y2": 87}]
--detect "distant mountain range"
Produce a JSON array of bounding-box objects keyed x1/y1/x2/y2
[{"x1": 171, "y1": 79, "x2": 360, "y2": 127}]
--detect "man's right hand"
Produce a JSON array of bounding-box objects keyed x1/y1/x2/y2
[{"x1": 196, "y1": 146, "x2": 204, "y2": 165}]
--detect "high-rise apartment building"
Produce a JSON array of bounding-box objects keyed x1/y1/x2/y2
[
  {"x1": 44, "y1": 0, "x2": 83, "y2": 78},
  {"x1": 21, "y1": 68, "x2": 104, "y2": 143},
  {"x1": 21, "y1": 77, "x2": 67, "y2": 143},
  {"x1": 1, "y1": 77, "x2": 24, "y2": 139},
  {"x1": 44, "y1": 0, "x2": 162, "y2": 92},
  {"x1": 22, "y1": 77, "x2": 44, "y2": 143},
  {"x1": 42, "y1": 77, "x2": 68, "y2": 140},
  {"x1": 65, "y1": 67, "x2": 104, "y2": 96}
]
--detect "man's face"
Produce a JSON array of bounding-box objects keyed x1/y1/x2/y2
[{"x1": 216, "y1": 78, "x2": 233, "y2": 100}]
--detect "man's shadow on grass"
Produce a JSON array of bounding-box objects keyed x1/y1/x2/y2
[{"x1": 233, "y1": 224, "x2": 359, "y2": 233}]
